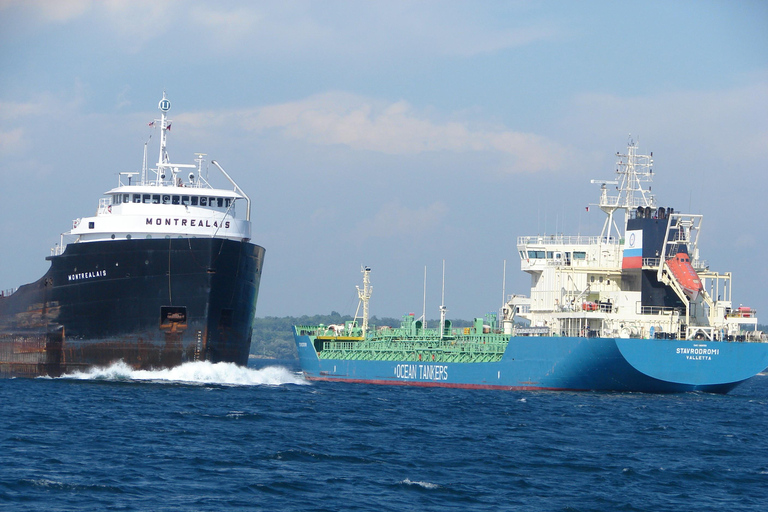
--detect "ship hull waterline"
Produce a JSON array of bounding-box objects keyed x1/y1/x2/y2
[
  {"x1": 0, "y1": 238, "x2": 265, "y2": 378},
  {"x1": 294, "y1": 331, "x2": 768, "y2": 394}
]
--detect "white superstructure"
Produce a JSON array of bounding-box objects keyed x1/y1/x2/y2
[
  {"x1": 59, "y1": 93, "x2": 251, "y2": 250},
  {"x1": 503, "y1": 140, "x2": 762, "y2": 343}
]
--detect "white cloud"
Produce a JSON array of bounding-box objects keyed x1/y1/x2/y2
[
  {"x1": 354, "y1": 201, "x2": 449, "y2": 239},
  {"x1": 0, "y1": 100, "x2": 45, "y2": 120},
  {"x1": 0, "y1": 0, "x2": 91, "y2": 23},
  {"x1": 0, "y1": 1, "x2": 556, "y2": 58},
  {"x1": 563, "y1": 80, "x2": 768, "y2": 165},
  {"x1": 177, "y1": 92, "x2": 569, "y2": 173},
  {"x1": 0, "y1": 128, "x2": 27, "y2": 155}
]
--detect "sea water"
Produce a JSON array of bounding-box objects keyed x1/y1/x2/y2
[{"x1": 1, "y1": 360, "x2": 767, "y2": 512}]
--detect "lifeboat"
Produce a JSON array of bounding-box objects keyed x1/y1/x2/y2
[{"x1": 665, "y1": 252, "x2": 703, "y2": 300}]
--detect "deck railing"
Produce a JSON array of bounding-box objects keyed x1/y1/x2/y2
[{"x1": 517, "y1": 235, "x2": 621, "y2": 246}]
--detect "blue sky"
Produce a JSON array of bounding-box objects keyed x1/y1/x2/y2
[{"x1": 1, "y1": 0, "x2": 766, "y2": 320}]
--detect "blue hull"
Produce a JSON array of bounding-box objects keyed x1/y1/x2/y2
[{"x1": 293, "y1": 330, "x2": 768, "y2": 393}]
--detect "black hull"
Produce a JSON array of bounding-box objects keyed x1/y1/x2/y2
[{"x1": 0, "y1": 238, "x2": 265, "y2": 377}]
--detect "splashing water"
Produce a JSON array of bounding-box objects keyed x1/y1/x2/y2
[
  {"x1": 401, "y1": 479, "x2": 440, "y2": 489},
  {"x1": 60, "y1": 360, "x2": 308, "y2": 386}
]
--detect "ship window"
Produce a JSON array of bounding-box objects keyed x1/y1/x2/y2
[
  {"x1": 210, "y1": 197, "x2": 217, "y2": 208},
  {"x1": 528, "y1": 250, "x2": 545, "y2": 259},
  {"x1": 191, "y1": 196, "x2": 198, "y2": 206},
  {"x1": 217, "y1": 198, "x2": 224, "y2": 208},
  {"x1": 172, "y1": 195, "x2": 180, "y2": 205},
  {"x1": 152, "y1": 195, "x2": 160, "y2": 204},
  {"x1": 162, "y1": 195, "x2": 170, "y2": 204},
  {"x1": 199, "y1": 197, "x2": 207, "y2": 206},
  {"x1": 547, "y1": 251, "x2": 553, "y2": 259},
  {"x1": 574, "y1": 251, "x2": 587, "y2": 260},
  {"x1": 123, "y1": 194, "x2": 129, "y2": 203},
  {"x1": 133, "y1": 194, "x2": 141, "y2": 203},
  {"x1": 225, "y1": 198, "x2": 232, "y2": 208},
  {"x1": 181, "y1": 196, "x2": 190, "y2": 206},
  {"x1": 88, "y1": 222, "x2": 94, "y2": 229},
  {"x1": 519, "y1": 251, "x2": 525, "y2": 259},
  {"x1": 143, "y1": 194, "x2": 151, "y2": 204}
]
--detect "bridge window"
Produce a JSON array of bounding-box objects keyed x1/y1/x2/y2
[
  {"x1": 162, "y1": 195, "x2": 170, "y2": 204},
  {"x1": 172, "y1": 195, "x2": 180, "y2": 205},
  {"x1": 133, "y1": 194, "x2": 141, "y2": 203},
  {"x1": 573, "y1": 251, "x2": 587, "y2": 260},
  {"x1": 216, "y1": 197, "x2": 224, "y2": 208},
  {"x1": 191, "y1": 196, "x2": 198, "y2": 206},
  {"x1": 152, "y1": 195, "x2": 160, "y2": 204},
  {"x1": 199, "y1": 197, "x2": 207, "y2": 206},
  {"x1": 143, "y1": 194, "x2": 151, "y2": 204},
  {"x1": 225, "y1": 198, "x2": 232, "y2": 208},
  {"x1": 181, "y1": 196, "x2": 190, "y2": 206},
  {"x1": 527, "y1": 250, "x2": 545, "y2": 259}
]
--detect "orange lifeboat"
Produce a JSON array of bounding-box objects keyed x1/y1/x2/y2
[{"x1": 665, "y1": 252, "x2": 703, "y2": 300}]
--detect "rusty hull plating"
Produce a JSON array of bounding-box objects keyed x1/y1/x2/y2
[{"x1": 0, "y1": 237, "x2": 264, "y2": 378}]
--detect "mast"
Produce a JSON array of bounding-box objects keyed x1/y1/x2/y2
[
  {"x1": 593, "y1": 138, "x2": 655, "y2": 240},
  {"x1": 141, "y1": 140, "x2": 148, "y2": 185},
  {"x1": 422, "y1": 266, "x2": 427, "y2": 329},
  {"x1": 356, "y1": 266, "x2": 372, "y2": 336},
  {"x1": 157, "y1": 92, "x2": 171, "y2": 170},
  {"x1": 439, "y1": 260, "x2": 447, "y2": 339}
]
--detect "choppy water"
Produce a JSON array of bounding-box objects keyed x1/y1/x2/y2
[{"x1": 1, "y1": 360, "x2": 767, "y2": 511}]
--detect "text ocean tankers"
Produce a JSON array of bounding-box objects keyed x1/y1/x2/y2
[
  {"x1": 0, "y1": 93, "x2": 265, "y2": 377},
  {"x1": 292, "y1": 141, "x2": 767, "y2": 393}
]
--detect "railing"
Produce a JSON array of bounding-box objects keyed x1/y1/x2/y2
[
  {"x1": 517, "y1": 235, "x2": 620, "y2": 246},
  {"x1": 639, "y1": 305, "x2": 682, "y2": 316},
  {"x1": 642, "y1": 257, "x2": 660, "y2": 267},
  {"x1": 601, "y1": 195, "x2": 655, "y2": 210},
  {"x1": 319, "y1": 337, "x2": 509, "y2": 363},
  {"x1": 98, "y1": 197, "x2": 111, "y2": 214}
]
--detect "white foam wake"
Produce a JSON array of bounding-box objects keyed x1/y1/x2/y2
[
  {"x1": 61, "y1": 360, "x2": 308, "y2": 386},
  {"x1": 401, "y1": 478, "x2": 440, "y2": 489}
]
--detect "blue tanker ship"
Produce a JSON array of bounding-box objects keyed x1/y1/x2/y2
[{"x1": 293, "y1": 141, "x2": 767, "y2": 393}]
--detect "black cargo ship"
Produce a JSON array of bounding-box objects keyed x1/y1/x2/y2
[{"x1": 0, "y1": 94, "x2": 265, "y2": 377}]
